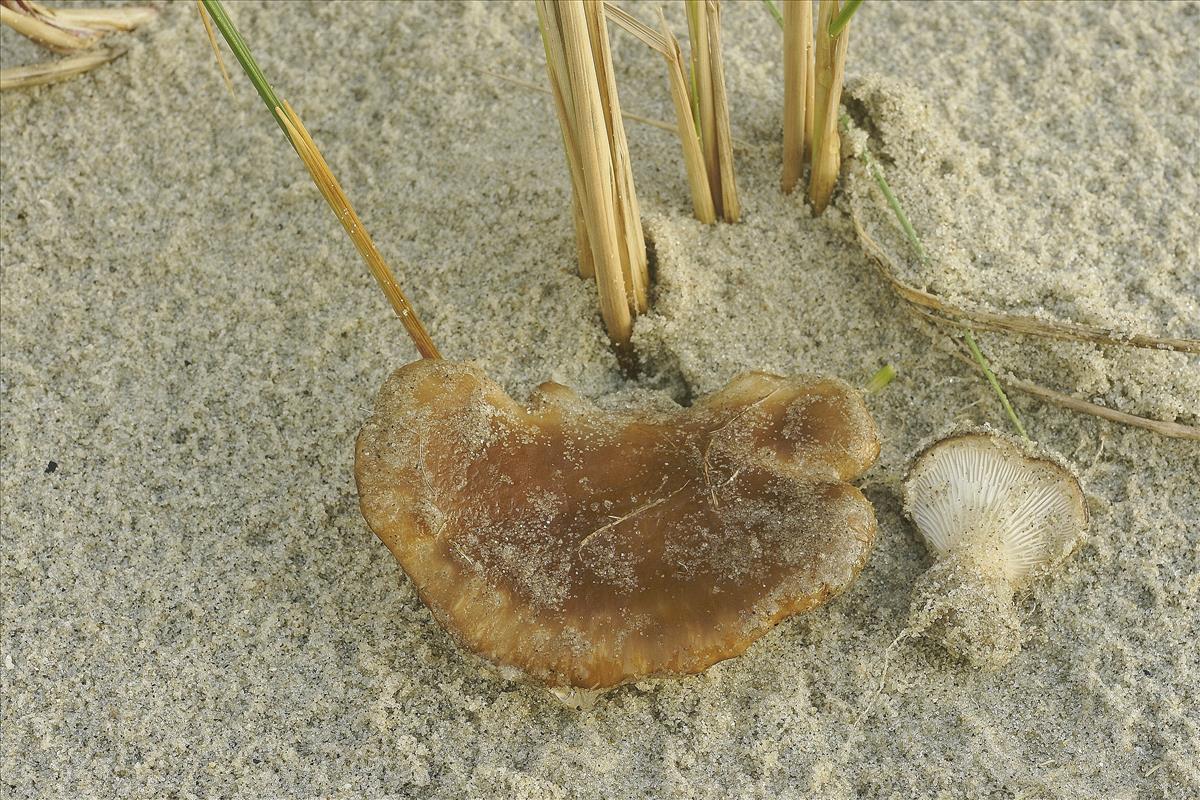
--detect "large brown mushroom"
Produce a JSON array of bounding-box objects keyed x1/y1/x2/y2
[{"x1": 355, "y1": 359, "x2": 880, "y2": 691}]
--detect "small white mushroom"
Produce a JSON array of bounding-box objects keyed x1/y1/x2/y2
[{"x1": 902, "y1": 430, "x2": 1088, "y2": 669}]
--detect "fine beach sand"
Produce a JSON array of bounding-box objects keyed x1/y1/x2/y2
[{"x1": 2, "y1": 1, "x2": 1198, "y2": 797}]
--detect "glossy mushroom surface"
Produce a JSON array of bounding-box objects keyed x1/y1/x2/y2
[{"x1": 355, "y1": 360, "x2": 880, "y2": 689}]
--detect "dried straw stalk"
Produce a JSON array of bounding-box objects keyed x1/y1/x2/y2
[
  {"x1": 585, "y1": 1, "x2": 648, "y2": 312},
  {"x1": 536, "y1": 0, "x2": 647, "y2": 346},
  {"x1": 850, "y1": 212, "x2": 1200, "y2": 355},
  {"x1": 685, "y1": 0, "x2": 739, "y2": 222},
  {"x1": 809, "y1": 0, "x2": 849, "y2": 214},
  {"x1": 0, "y1": 45, "x2": 122, "y2": 90},
  {"x1": 536, "y1": 4, "x2": 596, "y2": 279},
  {"x1": 605, "y1": 3, "x2": 715, "y2": 223},
  {"x1": 781, "y1": 0, "x2": 813, "y2": 193},
  {"x1": 0, "y1": 0, "x2": 155, "y2": 53},
  {"x1": 197, "y1": 0, "x2": 440, "y2": 360}
]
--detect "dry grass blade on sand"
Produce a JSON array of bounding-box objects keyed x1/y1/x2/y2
[
  {"x1": 0, "y1": 45, "x2": 122, "y2": 90},
  {"x1": 685, "y1": 0, "x2": 739, "y2": 222},
  {"x1": 0, "y1": 0, "x2": 155, "y2": 53},
  {"x1": 842, "y1": 115, "x2": 1198, "y2": 439},
  {"x1": 197, "y1": 0, "x2": 440, "y2": 360},
  {"x1": 536, "y1": 0, "x2": 647, "y2": 347},
  {"x1": 809, "y1": 0, "x2": 849, "y2": 214},
  {"x1": 846, "y1": 162, "x2": 1199, "y2": 440},
  {"x1": 605, "y1": 2, "x2": 715, "y2": 223},
  {"x1": 781, "y1": 0, "x2": 813, "y2": 193},
  {"x1": 939, "y1": 326, "x2": 1200, "y2": 441},
  {"x1": 850, "y1": 211, "x2": 1200, "y2": 355}
]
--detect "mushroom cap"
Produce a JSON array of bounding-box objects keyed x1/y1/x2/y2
[
  {"x1": 355, "y1": 359, "x2": 880, "y2": 689},
  {"x1": 903, "y1": 432, "x2": 1088, "y2": 588}
]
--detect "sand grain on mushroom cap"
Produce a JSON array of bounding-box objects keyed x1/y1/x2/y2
[{"x1": 355, "y1": 360, "x2": 880, "y2": 689}]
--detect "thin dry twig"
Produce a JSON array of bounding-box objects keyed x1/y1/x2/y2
[
  {"x1": 845, "y1": 140, "x2": 1198, "y2": 440},
  {"x1": 0, "y1": 0, "x2": 155, "y2": 53},
  {"x1": 943, "y1": 334, "x2": 1200, "y2": 441},
  {"x1": 0, "y1": 45, "x2": 122, "y2": 89},
  {"x1": 851, "y1": 211, "x2": 1200, "y2": 355},
  {"x1": 897, "y1": 270, "x2": 1199, "y2": 439}
]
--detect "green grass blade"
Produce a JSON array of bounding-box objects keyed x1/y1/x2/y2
[
  {"x1": 859, "y1": 147, "x2": 927, "y2": 264},
  {"x1": 847, "y1": 116, "x2": 1029, "y2": 439},
  {"x1": 866, "y1": 363, "x2": 896, "y2": 394},
  {"x1": 964, "y1": 331, "x2": 1029, "y2": 440},
  {"x1": 199, "y1": 0, "x2": 287, "y2": 138},
  {"x1": 762, "y1": 0, "x2": 783, "y2": 29},
  {"x1": 829, "y1": 0, "x2": 863, "y2": 38}
]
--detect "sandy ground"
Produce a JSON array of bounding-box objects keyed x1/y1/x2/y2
[{"x1": 2, "y1": 1, "x2": 1198, "y2": 798}]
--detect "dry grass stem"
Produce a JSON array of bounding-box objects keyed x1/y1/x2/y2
[
  {"x1": 603, "y1": 2, "x2": 665, "y2": 52},
  {"x1": 809, "y1": 0, "x2": 849, "y2": 214},
  {"x1": 0, "y1": 45, "x2": 122, "y2": 90},
  {"x1": 0, "y1": 0, "x2": 154, "y2": 53},
  {"x1": 537, "y1": 0, "x2": 648, "y2": 346},
  {"x1": 685, "y1": 0, "x2": 739, "y2": 221},
  {"x1": 804, "y1": 5, "x2": 815, "y2": 150},
  {"x1": 556, "y1": 0, "x2": 631, "y2": 336},
  {"x1": 944, "y1": 335, "x2": 1200, "y2": 441},
  {"x1": 781, "y1": 0, "x2": 813, "y2": 193},
  {"x1": 605, "y1": 3, "x2": 715, "y2": 223},
  {"x1": 195, "y1": 0, "x2": 234, "y2": 96},
  {"x1": 686, "y1": 1, "x2": 717, "y2": 201},
  {"x1": 274, "y1": 101, "x2": 441, "y2": 360},
  {"x1": 535, "y1": 3, "x2": 595, "y2": 279},
  {"x1": 585, "y1": 0, "x2": 648, "y2": 313},
  {"x1": 851, "y1": 211, "x2": 1200, "y2": 354},
  {"x1": 660, "y1": 16, "x2": 716, "y2": 223},
  {"x1": 705, "y1": 1, "x2": 739, "y2": 221}
]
